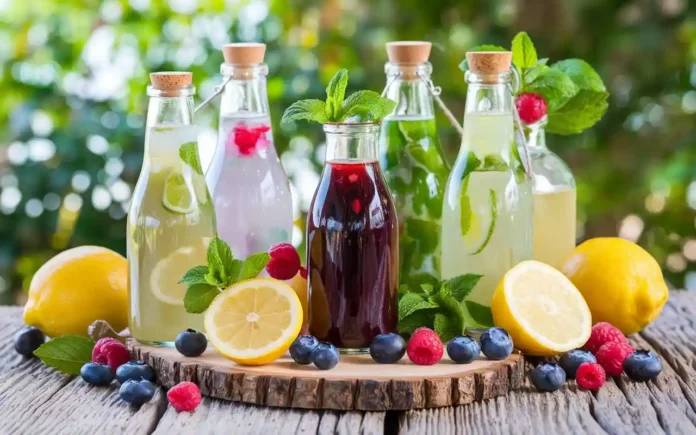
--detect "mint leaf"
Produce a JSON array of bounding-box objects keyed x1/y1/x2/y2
[
  {"x1": 153, "y1": 126, "x2": 175, "y2": 132},
  {"x1": 471, "y1": 189, "x2": 497, "y2": 255},
  {"x1": 179, "y1": 142, "x2": 203, "y2": 175},
  {"x1": 407, "y1": 144, "x2": 443, "y2": 173},
  {"x1": 281, "y1": 99, "x2": 328, "y2": 124},
  {"x1": 180, "y1": 265, "x2": 209, "y2": 286},
  {"x1": 460, "y1": 176, "x2": 472, "y2": 236},
  {"x1": 546, "y1": 90, "x2": 609, "y2": 135},
  {"x1": 434, "y1": 313, "x2": 461, "y2": 342},
  {"x1": 434, "y1": 287, "x2": 466, "y2": 340},
  {"x1": 526, "y1": 68, "x2": 577, "y2": 112},
  {"x1": 552, "y1": 59, "x2": 606, "y2": 92},
  {"x1": 479, "y1": 154, "x2": 509, "y2": 172},
  {"x1": 465, "y1": 301, "x2": 494, "y2": 327},
  {"x1": 399, "y1": 292, "x2": 438, "y2": 321},
  {"x1": 399, "y1": 284, "x2": 410, "y2": 297},
  {"x1": 459, "y1": 151, "x2": 481, "y2": 181},
  {"x1": 338, "y1": 90, "x2": 396, "y2": 123},
  {"x1": 398, "y1": 310, "x2": 435, "y2": 335},
  {"x1": 237, "y1": 252, "x2": 271, "y2": 282},
  {"x1": 459, "y1": 45, "x2": 507, "y2": 71},
  {"x1": 511, "y1": 32, "x2": 537, "y2": 70},
  {"x1": 184, "y1": 283, "x2": 220, "y2": 314},
  {"x1": 420, "y1": 283, "x2": 435, "y2": 296},
  {"x1": 325, "y1": 69, "x2": 348, "y2": 120},
  {"x1": 34, "y1": 335, "x2": 94, "y2": 375},
  {"x1": 523, "y1": 64, "x2": 549, "y2": 86},
  {"x1": 206, "y1": 238, "x2": 235, "y2": 286},
  {"x1": 442, "y1": 274, "x2": 483, "y2": 302}
]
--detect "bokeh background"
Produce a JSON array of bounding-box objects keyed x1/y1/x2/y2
[{"x1": 0, "y1": 0, "x2": 695, "y2": 304}]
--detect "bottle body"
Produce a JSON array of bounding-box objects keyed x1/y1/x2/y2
[
  {"x1": 127, "y1": 84, "x2": 217, "y2": 344},
  {"x1": 308, "y1": 124, "x2": 399, "y2": 352}
]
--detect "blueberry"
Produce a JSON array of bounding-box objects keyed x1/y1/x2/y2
[
  {"x1": 290, "y1": 335, "x2": 320, "y2": 365},
  {"x1": 80, "y1": 362, "x2": 115, "y2": 386},
  {"x1": 13, "y1": 326, "x2": 45, "y2": 358},
  {"x1": 623, "y1": 350, "x2": 663, "y2": 381},
  {"x1": 119, "y1": 379, "x2": 156, "y2": 406},
  {"x1": 116, "y1": 360, "x2": 156, "y2": 384},
  {"x1": 311, "y1": 342, "x2": 340, "y2": 370},
  {"x1": 447, "y1": 335, "x2": 481, "y2": 364},
  {"x1": 530, "y1": 362, "x2": 566, "y2": 392},
  {"x1": 480, "y1": 327, "x2": 513, "y2": 360},
  {"x1": 175, "y1": 329, "x2": 207, "y2": 357},
  {"x1": 558, "y1": 349, "x2": 596, "y2": 379},
  {"x1": 369, "y1": 333, "x2": 406, "y2": 364}
]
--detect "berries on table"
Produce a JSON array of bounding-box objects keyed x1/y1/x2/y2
[
  {"x1": 116, "y1": 361, "x2": 156, "y2": 384},
  {"x1": 530, "y1": 362, "x2": 566, "y2": 392},
  {"x1": 92, "y1": 337, "x2": 131, "y2": 372},
  {"x1": 311, "y1": 342, "x2": 340, "y2": 370},
  {"x1": 480, "y1": 327, "x2": 513, "y2": 361},
  {"x1": 583, "y1": 322, "x2": 630, "y2": 354},
  {"x1": 623, "y1": 350, "x2": 663, "y2": 381},
  {"x1": 406, "y1": 327, "x2": 443, "y2": 366},
  {"x1": 266, "y1": 243, "x2": 301, "y2": 280},
  {"x1": 175, "y1": 329, "x2": 207, "y2": 357},
  {"x1": 595, "y1": 341, "x2": 635, "y2": 376},
  {"x1": 167, "y1": 381, "x2": 202, "y2": 412},
  {"x1": 119, "y1": 379, "x2": 156, "y2": 406},
  {"x1": 369, "y1": 333, "x2": 407, "y2": 364},
  {"x1": 576, "y1": 362, "x2": 606, "y2": 391},
  {"x1": 13, "y1": 326, "x2": 45, "y2": 358},
  {"x1": 290, "y1": 335, "x2": 320, "y2": 365},
  {"x1": 558, "y1": 349, "x2": 597, "y2": 379},
  {"x1": 515, "y1": 92, "x2": 547, "y2": 125},
  {"x1": 80, "y1": 362, "x2": 114, "y2": 386},
  {"x1": 446, "y1": 335, "x2": 480, "y2": 364}
]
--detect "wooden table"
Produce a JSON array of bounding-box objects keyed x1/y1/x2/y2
[{"x1": 2, "y1": 291, "x2": 696, "y2": 434}]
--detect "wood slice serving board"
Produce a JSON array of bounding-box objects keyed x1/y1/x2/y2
[{"x1": 129, "y1": 340, "x2": 525, "y2": 411}]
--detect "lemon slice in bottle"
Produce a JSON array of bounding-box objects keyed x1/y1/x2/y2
[
  {"x1": 149, "y1": 239, "x2": 210, "y2": 305},
  {"x1": 162, "y1": 171, "x2": 195, "y2": 214},
  {"x1": 460, "y1": 174, "x2": 497, "y2": 254},
  {"x1": 205, "y1": 278, "x2": 303, "y2": 366},
  {"x1": 491, "y1": 260, "x2": 592, "y2": 356}
]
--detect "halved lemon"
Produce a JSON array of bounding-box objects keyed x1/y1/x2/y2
[
  {"x1": 491, "y1": 260, "x2": 592, "y2": 356},
  {"x1": 150, "y1": 239, "x2": 210, "y2": 305},
  {"x1": 204, "y1": 278, "x2": 303, "y2": 365}
]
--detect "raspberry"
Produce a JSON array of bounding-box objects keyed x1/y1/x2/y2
[
  {"x1": 167, "y1": 381, "x2": 202, "y2": 412},
  {"x1": 515, "y1": 92, "x2": 547, "y2": 125},
  {"x1": 595, "y1": 341, "x2": 635, "y2": 376},
  {"x1": 299, "y1": 266, "x2": 308, "y2": 280},
  {"x1": 584, "y1": 322, "x2": 629, "y2": 354},
  {"x1": 266, "y1": 243, "x2": 301, "y2": 280},
  {"x1": 406, "y1": 327, "x2": 443, "y2": 365},
  {"x1": 576, "y1": 362, "x2": 606, "y2": 390},
  {"x1": 92, "y1": 338, "x2": 130, "y2": 372}
]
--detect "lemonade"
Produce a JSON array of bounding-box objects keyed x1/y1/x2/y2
[{"x1": 533, "y1": 187, "x2": 576, "y2": 270}]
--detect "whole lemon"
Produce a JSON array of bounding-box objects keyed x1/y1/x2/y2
[
  {"x1": 24, "y1": 246, "x2": 128, "y2": 337},
  {"x1": 562, "y1": 237, "x2": 668, "y2": 335}
]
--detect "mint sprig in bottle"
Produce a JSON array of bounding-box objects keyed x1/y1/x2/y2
[
  {"x1": 378, "y1": 41, "x2": 449, "y2": 292},
  {"x1": 441, "y1": 52, "x2": 533, "y2": 331}
]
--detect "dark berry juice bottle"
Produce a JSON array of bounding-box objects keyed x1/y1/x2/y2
[{"x1": 307, "y1": 123, "x2": 399, "y2": 353}]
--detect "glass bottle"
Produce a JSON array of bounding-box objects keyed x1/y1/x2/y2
[
  {"x1": 521, "y1": 117, "x2": 576, "y2": 270},
  {"x1": 205, "y1": 43, "x2": 293, "y2": 258},
  {"x1": 378, "y1": 41, "x2": 449, "y2": 292},
  {"x1": 127, "y1": 72, "x2": 216, "y2": 345},
  {"x1": 441, "y1": 52, "x2": 533, "y2": 330},
  {"x1": 308, "y1": 123, "x2": 399, "y2": 353}
]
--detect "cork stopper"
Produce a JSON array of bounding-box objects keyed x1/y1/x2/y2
[
  {"x1": 149, "y1": 72, "x2": 192, "y2": 90},
  {"x1": 222, "y1": 43, "x2": 266, "y2": 65},
  {"x1": 386, "y1": 41, "x2": 432, "y2": 64},
  {"x1": 466, "y1": 51, "x2": 512, "y2": 83}
]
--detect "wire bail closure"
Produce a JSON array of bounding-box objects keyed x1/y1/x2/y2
[{"x1": 193, "y1": 73, "x2": 235, "y2": 113}]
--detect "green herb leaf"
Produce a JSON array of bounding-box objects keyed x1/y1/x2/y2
[
  {"x1": 179, "y1": 265, "x2": 210, "y2": 286},
  {"x1": 479, "y1": 154, "x2": 509, "y2": 172},
  {"x1": 398, "y1": 310, "x2": 435, "y2": 335},
  {"x1": 153, "y1": 126, "x2": 175, "y2": 132},
  {"x1": 551, "y1": 59, "x2": 606, "y2": 92},
  {"x1": 179, "y1": 142, "x2": 203, "y2": 175},
  {"x1": 237, "y1": 252, "x2": 271, "y2": 282},
  {"x1": 34, "y1": 335, "x2": 94, "y2": 375},
  {"x1": 407, "y1": 144, "x2": 444, "y2": 173},
  {"x1": 526, "y1": 68, "x2": 577, "y2": 112},
  {"x1": 441, "y1": 274, "x2": 483, "y2": 302},
  {"x1": 338, "y1": 90, "x2": 397, "y2": 123},
  {"x1": 523, "y1": 64, "x2": 549, "y2": 86},
  {"x1": 206, "y1": 238, "x2": 235, "y2": 286},
  {"x1": 434, "y1": 286, "x2": 466, "y2": 340},
  {"x1": 419, "y1": 283, "x2": 436, "y2": 296},
  {"x1": 399, "y1": 284, "x2": 410, "y2": 297},
  {"x1": 465, "y1": 301, "x2": 494, "y2": 327},
  {"x1": 184, "y1": 283, "x2": 220, "y2": 314},
  {"x1": 459, "y1": 151, "x2": 481, "y2": 181},
  {"x1": 460, "y1": 176, "x2": 472, "y2": 236},
  {"x1": 434, "y1": 313, "x2": 461, "y2": 342},
  {"x1": 511, "y1": 32, "x2": 537, "y2": 70},
  {"x1": 546, "y1": 90, "x2": 609, "y2": 135},
  {"x1": 471, "y1": 189, "x2": 497, "y2": 255},
  {"x1": 458, "y1": 45, "x2": 507, "y2": 71},
  {"x1": 399, "y1": 292, "x2": 439, "y2": 321},
  {"x1": 281, "y1": 99, "x2": 328, "y2": 124},
  {"x1": 325, "y1": 69, "x2": 348, "y2": 120}
]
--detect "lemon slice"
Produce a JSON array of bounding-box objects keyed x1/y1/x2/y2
[
  {"x1": 163, "y1": 171, "x2": 195, "y2": 214},
  {"x1": 150, "y1": 240, "x2": 209, "y2": 305},
  {"x1": 460, "y1": 174, "x2": 497, "y2": 254},
  {"x1": 205, "y1": 278, "x2": 303, "y2": 365},
  {"x1": 491, "y1": 260, "x2": 592, "y2": 356}
]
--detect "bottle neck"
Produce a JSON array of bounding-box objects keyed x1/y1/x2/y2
[
  {"x1": 323, "y1": 123, "x2": 380, "y2": 163},
  {"x1": 219, "y1": 63, "x2": 270, "y2": 116},
  {"x1": 464, "y1": 71, "x2": 514, "y2": 116},
  {"x1": 383, "y1": 62, "x2": 435, "y2": 119},
  {"x1": 525, "y1": 119, "x2": 547, "y2": 149},
  {"x1": 146, "y1": 85, "x2": 196, "y2": 127}
]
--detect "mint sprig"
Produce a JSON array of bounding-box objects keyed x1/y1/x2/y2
[
  {"x1": 34, "y1": 335, "x2": 94, "y2": 375},
  {"x1": 179, "y1": 142, "x2": 203, "y2": 175},
  {"x1": 281, "y1": 69, "x2": 396, "y2": 124},
  {"x1": 180, "y1": 237, "x2": 272, "y2": 313}
]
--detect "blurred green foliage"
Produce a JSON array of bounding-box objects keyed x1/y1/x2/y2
[{"x1": 1, "y1": 0, "x2": 695, "y2": 304}]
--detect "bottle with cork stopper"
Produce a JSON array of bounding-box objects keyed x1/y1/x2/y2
[
  {"x1": 127, "y1": 71, "x2": 216, "y2": 345},
  {"x1": 205, "y1": 43, "x2": 293, "y2": 260},
  {"x1": 441, "y1": 51, "x2": 534, "y2": 332},
  {"x1": 378, "y1": 41, "x2": 449, "y2": 292}
]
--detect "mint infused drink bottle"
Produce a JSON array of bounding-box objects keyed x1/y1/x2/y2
[{"x1": 378, "y1": 41, "x2": 448, "y2": 291}]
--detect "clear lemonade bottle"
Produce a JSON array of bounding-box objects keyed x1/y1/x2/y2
[
  {"x1": 127, "y1": 72, "x2": 216, "y2": 345},
  {"x1": 441, "y1": 52, "x2": 533, "y2": 329},
  {"x1": 522, "y1": 117, "x2": 576, "y2": 270},
  {"x1": 378, "y1": 41, "x2": 449, "y2": 291},
  {"x1": 205, "y1": 43, "x2": 293, "y2": 258}
]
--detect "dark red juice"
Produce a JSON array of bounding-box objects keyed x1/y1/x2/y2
[{"x1": 307, "y1": 161, "x2": 399, "y2": 350}]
